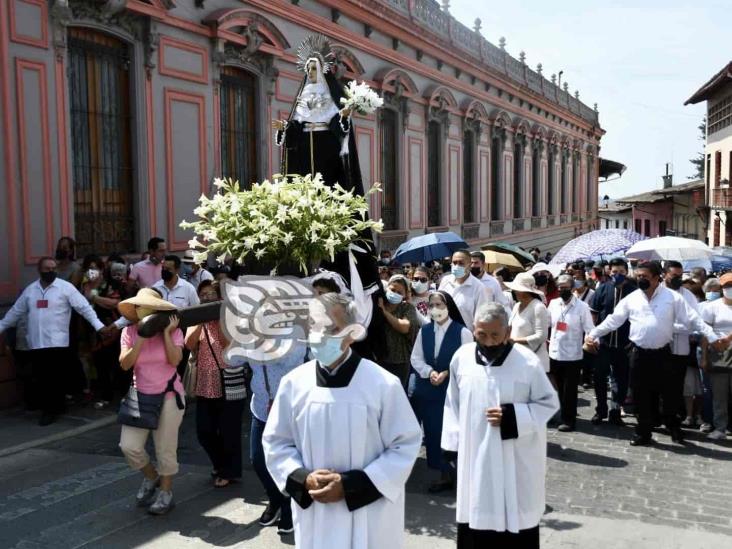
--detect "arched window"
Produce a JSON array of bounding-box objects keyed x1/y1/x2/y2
[
  {"x1": 220, "y1": 66, "x2": 258, "y2": 188},
  {"x1": 68, "y1": 28, "x2": 134, "y2": 255},
  {"x1": 513, "y1": 138, "x2": 524, "y2": 218},
  {"x1": 463, "y1": 129, "x2": 475, "y2": 223},
  {"x1": 381, "y1": 108, "x2": 399, "y2": 230},
  {"x1": 548, "y1": 147, "x2": 556, "y2": 215},
  {"x1": 561, "y1": 150, "x2": 569, "y2": 214},
  {"x1": 586, "y1": 154, "x2": 594, "y2": 213},
  {"x1": 531, "y1": 142, "x2": 541, "y2": 217},
  {"x1": 573, "y1": 153, "x2": 580, "y2": 215},
  {"x1": 427, "y1": 120, "x2": 442, "y2": 227},
  {"x1": 491, "y1": 133, "x2": 502, "y2": 220}
]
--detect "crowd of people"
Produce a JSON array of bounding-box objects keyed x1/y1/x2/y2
[{"x1": 1, "y1": 236, "x2": 731, "y2": 547}]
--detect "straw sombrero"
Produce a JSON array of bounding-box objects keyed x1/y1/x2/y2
[{"x1": 118, "y1": 288, "x2": 177, "y2": 322}]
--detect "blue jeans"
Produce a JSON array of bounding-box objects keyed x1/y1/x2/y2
[
  {"x1": 249, "y1": 415, "x2": 291, "y2": 519},
  {"x1": 593, "y1": 345, "x2": 630, "y2": 417}
]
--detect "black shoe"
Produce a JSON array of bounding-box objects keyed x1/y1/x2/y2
[
  {"x1": 630, "y1": 435, "x2": 652, "y2": 446},
  {"x1": 427, "y1": 479, "x2": 454, "y2": 493},
  {"x1": 670, "y1": 430, "x2": 685, "y2": 444},
  {"x1": 557, "y1": 423, "x2": 574, "y2": 432},
  {"x1": 591, "y1": 414, "x2": 605, "y2": 425},
  {"x1": 608, "y1": 411, "x2": 626, "y2": 427},
  {"x1": 258, "y1": 504, "x2": 281, "y2": 527},
  {"x1": 277, "y1": 513, "x2": 294, "y2": 535},
  {"x1": 38, "y1": 413, "x2": 56, "y2": 426}
]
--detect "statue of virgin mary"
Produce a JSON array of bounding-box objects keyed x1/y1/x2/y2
[{"x1": 273, "y1": 35, "x2": 365, "y2": 196}]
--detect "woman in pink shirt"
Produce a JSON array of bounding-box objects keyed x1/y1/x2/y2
[{"x1": 117, "y1": 288, "x2": 185, "y2": 516}]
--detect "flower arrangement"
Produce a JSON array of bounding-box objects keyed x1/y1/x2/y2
[
  {"x1": 340, "y1": 81, "x2": 384, "y2": 116},
  {"x1": 181, "y1": 173, "x2": 384, "y2": 275}
]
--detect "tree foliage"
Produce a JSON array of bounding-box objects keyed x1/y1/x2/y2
[{"x1": 689, "y1": 116, "x2": 706, "y2": 180}]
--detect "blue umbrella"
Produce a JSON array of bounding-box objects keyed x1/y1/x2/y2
[
  {"x1": 393, "y1": 231, "x2": 468, "y2": 264},
  {"x1": 550, "y1": 229, "x2": 646, "y2": 265}
]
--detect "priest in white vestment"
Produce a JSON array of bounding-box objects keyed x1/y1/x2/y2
[
  {"x1": 442, "y1": 302, "x2": 559, "y2": 548},
  {"x1": 263, "y1": 292, "x2": 422, "y2": 549}
]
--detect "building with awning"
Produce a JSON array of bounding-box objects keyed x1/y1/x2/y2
[{"x1": 685, "y1": 61, "x2": 732, "y2": 246}]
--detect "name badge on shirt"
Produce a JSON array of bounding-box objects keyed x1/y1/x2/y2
[
  {"x1": 36, "y1": 299, "x2": 49, "y2": 309},
  {"x1": 556, "y1": 321, "x2": 568, "y2": 332}
]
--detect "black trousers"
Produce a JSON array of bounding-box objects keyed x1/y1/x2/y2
[
  {"x1": 381, "y1": 362, "x2": 409, "y2": 391},
  {"x1": 630, "y1": 346, "x2": 684, "y2": 438},
  {"x1": 593, "y1": 345, "x2": 630, "y2": 418},
  {"x1": 29, "y1": 347, "x2": 70, "y2": 416},
  {"x1": 196, "y1": 396, "x2": 246, "y2": 479},
  {"x1": 550, "y1": 359, "x2": 582, "y2": 427},
  {"x1": 457, "y1": 523, "x2": 539, "y2": 548},
  {"x1": 92, "y1": 341, "x2": 120, "y2": 402}
]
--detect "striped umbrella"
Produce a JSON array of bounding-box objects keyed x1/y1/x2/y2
[{"x1": 550, "y1": 229, "x2": 646, "y2": 265}]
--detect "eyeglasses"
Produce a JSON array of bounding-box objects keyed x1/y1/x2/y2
[{"x1": 413, "y1": 277, "x2": 429, "y2": 283}]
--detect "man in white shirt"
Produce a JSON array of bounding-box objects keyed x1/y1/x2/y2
[
  {"x1": 0, "y1": 257, "x2": 113, "y2": 425},
  {"x1": 469, "y1": 251, "x2": 509, "y2": 311},
  {"x1": 438, "y1": 250, "x2": 490, "y2": 331},
  {"x1": 152, "y1": 255, "x2": 199, "y2": 308},
  {"x1": 442, "y1": 302, "x2": 558, "y2": 548},
  {"x1": 548, "y1": 275, "x2": 595, "y2": 432},
  {"x1": 181, "y1": 249, "x2": 213, "y2": 290},
  {"x1": 586, "y1": 261, "x2": 721, "y2": 446},
  {"x1": 664, "y1": 260, "x2": 703, "y2": 430}
]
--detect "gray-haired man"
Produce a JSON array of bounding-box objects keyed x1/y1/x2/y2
[
  {"x1": 442, "y1": 303, "x2": 559, "y2": 548},
  {"x1": 263, "y1": 293, "x2": 421, "y2": 549}
]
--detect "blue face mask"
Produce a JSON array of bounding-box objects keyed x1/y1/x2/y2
[
  {"x1": 386, "y1": 290, "x2": 403, "y2": 304},
  {"x1": 451, "y1": 265, "x2": 466, "y2": 279},
  {"x1": 611, "y1": 273, "x2": 626, "y2": 285},
  {"x1": 706, "y1": 291, "x2": 721, "y2": 302},
  {"x1": 310, "y1": 336, "x2": 345, "y2": 367}
]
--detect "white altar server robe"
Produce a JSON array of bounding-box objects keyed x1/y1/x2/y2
[
  {"x1": 441, "y1": 342, "x2": 559, "y2": 533},
  {"x1": 263, "y1": 354, "x2": 421, "y2": 549}
]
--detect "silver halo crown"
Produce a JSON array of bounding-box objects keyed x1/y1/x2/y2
[{"x1": 296, "y1": 34, "x2": 335, "y2": 74}]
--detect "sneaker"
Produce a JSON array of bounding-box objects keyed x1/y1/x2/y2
[
  {"x1": 258, "y1": 504, "x2": 281, "y2": 527},
  {"x1": 681, "y1": 416, "x2": 695, "y2": 428},
  {"x1": 707, "y1": 430, "x2": 727, "y2": 440},
  {"x1": 136, "y1": 477, "x2": 160, "y2": 507},
  {"x1": 277, "y1": 513, "x2": 294, "y2": 535},
  {"x1": 148, "y1": 489, "x2": 175, "y2": 515},
  {"x1": 93, "y1": 400, "x2": 110, "y2": 410},
  {"x1": 557, "y1": 424, "x2": 574, "y2": 432},
  {"x1": 699, "y1": 422, "x2": 713, "y2": 433}
]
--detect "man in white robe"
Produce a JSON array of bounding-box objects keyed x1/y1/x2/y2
[
  {"x1": 442, "y1": 302, "x2": 559, "y2": 548},
  {"x1": 263, "y1": 292, "x2": 421, "y2": 549}
]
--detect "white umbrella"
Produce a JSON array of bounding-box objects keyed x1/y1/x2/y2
[{"x1": 625, "y1": 236, "x2": 712, "y2": 261}]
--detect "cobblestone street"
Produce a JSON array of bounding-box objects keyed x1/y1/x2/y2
[{"x1": 1, "y1": 391, "x2": 731, "y2": 548}]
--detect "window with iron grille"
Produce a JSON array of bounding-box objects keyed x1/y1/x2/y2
[
  {"x1": 427, "y1": 120, "x2": 442, "y2": 226},
  {"x1": 68, "y1": 28, "x2": 134, "y2": 256},
  {"x1": 221, "y1": 67, "x2": 258, "y2": 188},
  {"x1": 560, "y1": 152, "x2": 568, "y2": 214},
  {"x1": 381, "y1": 108, "x2": 399, "y2": 230},
  {"x1": 548, "y1": 149, "x2": 556, "y2": 215},
  {"x1": 715, "y1": 150, "x2": 722, "y2": 186},
  {"x1": 463, "y1": 130, "x2": 475, "y2": 223},
  {"x1": 513, "y1": 140, "x2": 523, "y2": 218},
  {"x1": 491, "y1": 135, "x2": 502, "y2": 220},
  {"x1": 532, "y1": 145, "x2": 540, "y2": 217},
  {"x1": 586, "y1": 156, "x2": 593, "y2": 212}
]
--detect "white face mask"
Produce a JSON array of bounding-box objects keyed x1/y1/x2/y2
[
  {"x1": 723, "y1": 287, "x2": 732, "y2": 300},
  {"x1": 412, "y1": 280, "x2": 429, "y2": 295},
  {"x1": 429, "y1": 307, "x2": 449, "y2": 322}
]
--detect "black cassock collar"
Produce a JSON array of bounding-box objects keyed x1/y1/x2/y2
[
  {"x1": 475, "y1": 342, "x2": 514, "y2": 367},
  {"x1": 316, "y1": 350, "x2": 361, "y2": 388}
]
